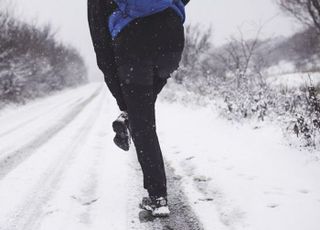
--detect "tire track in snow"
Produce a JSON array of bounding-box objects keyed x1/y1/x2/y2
[
  {"x1": 40, "y1": 99, "x2": 111, "y2": 230},
  {"x1": 0, "y1": 84, "x2": 96, "y2": 136},
  {"x1": 160, "y1": 163, "x2": 204, "y2": 230},
  {"x1": 0, "y1": 99, "x2": 82, "y2": 138},
  {"x1": 128, "y1": 158, "x2": 204, "y2": 230},
  {"x1": 1, "y1": 88, "x2": 105, "y2": 230},
  {"x1": 36, "y1": 99, "x2": 130, "y2": 230},
  {"x1": 0, "y1": 86, "x2": 102, "y2": 180}
]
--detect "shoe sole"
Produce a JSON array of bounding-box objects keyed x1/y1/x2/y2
[
  {"x1": 139, "y1": 203, "x2": 170, "y2": 217},
  {"x1": 113, "y1": 135, "x2": 130, "y2": 151},
  {"x1": 113, "y1": 120, "x2": 130, "y2": 151},
  {"x1": 112, "y1": 120, "x2": 128, "y2": 136}
]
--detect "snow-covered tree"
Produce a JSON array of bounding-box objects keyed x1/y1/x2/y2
[{"x1": 0, "y1": 9, "x2": 87, "y2": 106}]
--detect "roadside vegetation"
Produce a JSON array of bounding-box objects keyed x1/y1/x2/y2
[
  {"x1": 0, "y1": 7, "x2": 88, "y2": 108},
  {"x1": 166, "y1": 1, "x2": 320, "y2": 149}
]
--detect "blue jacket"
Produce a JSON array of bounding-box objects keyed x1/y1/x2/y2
[{"x1": 109, "y1": 0, "x2": 186, "y2": 39}]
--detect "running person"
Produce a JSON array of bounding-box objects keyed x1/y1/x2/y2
[{"x1": 88, "y1": 0, "x2": 189, "y2": 217}]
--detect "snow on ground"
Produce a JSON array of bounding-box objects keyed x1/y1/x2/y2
[
  {"x1": 0, "y1": 84, "x2": 131, "y2": 230},
  {"x1": 0, "y1": 83, "x2": 201, "y2": 230},
  {"x1": 157, "y1": 102, "x2": 320, "y2": 230},
  {"x1": 267, "y1": 72, "x2": 320, "y2": 88},
  {"x1": 0, "y1": 82, "x2": 320, "y2": 230},
  {"x1": 263, "y1": 61, "x2": 320, "y2": 88}
]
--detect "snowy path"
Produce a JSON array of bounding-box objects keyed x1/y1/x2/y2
[
  {"x1": 1, "y1": 82, "x2": 320, "y2": 230},
  {"x1": 0, "y1": 83, "x2": 202, "y2": 230}
]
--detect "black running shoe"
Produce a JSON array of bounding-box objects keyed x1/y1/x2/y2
[
  {"x1": 112, "y1": 112, "x2": 131, "y2": 151},
  {"x1": 140, "y1": 196, "x2": 170, "y2": 217}
]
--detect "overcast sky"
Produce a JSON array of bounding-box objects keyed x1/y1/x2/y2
[{"x1": 8, "y1": 0, "x2": 301, "y2": 81}]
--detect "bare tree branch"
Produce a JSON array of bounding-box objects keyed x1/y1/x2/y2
[{"x1": 278, "y1": 0, "x2": 320, "y2": 32}]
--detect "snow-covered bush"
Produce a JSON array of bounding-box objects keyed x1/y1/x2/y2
[
  {"x1": 291, "y1": 85, "x2": 320, "y2": 147},
  {"x1": 168, "y1": 25, "x2": 320, "y2": 149},
  {"x1": 0, "y1": 10, "x2": 87, "y2": 107},
  {"x1": 172, "y1": 25, "x2": 216, "y2": 96}
]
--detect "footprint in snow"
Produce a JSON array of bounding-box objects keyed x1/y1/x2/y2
[
  {"x1": 71, "y1": 196, "x2": 99, "y2": 206},
  {"x1": 198, "y1": 198, "x2": 214, "y2": 202},
  {"x1": 298, "y1": 189, "x2": 309, "y2": 194},
  {"x1": 193, "y1": 175, "x2": 211, "y2": 182},
  {"x1": 83, "y1": 198, "x2": 98, "y2": 206},
  {"x1": 173, "y1": 175, "x2": 182, "y2": 181},
  {"x1": 185, "y1": 156, "x2": 195, "y2": 161},
  {"x1": 45, "y1": 209, "x2": 59, "y2": 216},
  {"x1": 267, "y1": 203, "x2": 280, "y2": 208}
]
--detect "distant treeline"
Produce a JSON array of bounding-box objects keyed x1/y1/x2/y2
[
  {"x1": 258, "y1": 27, "x2": 320, "y2": 72},
  {"x1": 0, "y1": 10, "x2": 88, "y2": 106}
]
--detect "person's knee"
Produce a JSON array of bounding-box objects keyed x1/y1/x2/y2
[{"x1": 155, "y1": 52, "x2": 183, "y2": 79}]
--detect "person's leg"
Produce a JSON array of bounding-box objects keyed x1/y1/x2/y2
[
  {"x1": 110, "y1": 8, "x2": 185, "y2": 198},
  {"x1": 120, "y1": 82, "x2": 167, "y2": 198},
  {"x1": 104, "y1": 74, "x2": 127, "y2": 112},
  {"x1": 93, "y1": 50, "x2": 127, "y2": 112}
]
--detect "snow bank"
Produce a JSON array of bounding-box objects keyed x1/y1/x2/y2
[{"x1": 157, "y1": 102, "x2": 320, "y2": 230}]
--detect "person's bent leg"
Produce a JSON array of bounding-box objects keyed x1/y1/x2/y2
[
  {"x1": 94, "y1": 49, "x2": 127, "y2": 111},
  {"x1": 121, "y1": 82, "x2": 167, "y2": 197},
  {"x1": 104, "y1": 74, "x2": 127, "y2": 112}
]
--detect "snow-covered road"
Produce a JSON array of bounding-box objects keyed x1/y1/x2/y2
[
  {"x1": 0, "y1": 83, "x2": 320, "y2": 230},
  {"x1": 0, "y1": 83, "x2": 202, "y2": 230}
]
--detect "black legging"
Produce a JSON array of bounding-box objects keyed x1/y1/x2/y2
[{"x1": 120, "y1": 77, "x2": 167, "y2": 197}]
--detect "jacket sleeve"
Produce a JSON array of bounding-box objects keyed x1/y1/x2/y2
[
  {"x1": 182, "y1": 0, "x2": 190, "y2": 5},
  {"x1": 88, "y1": 0, "x2": 117, "y2": 77}
]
